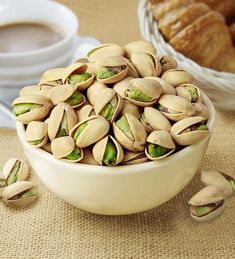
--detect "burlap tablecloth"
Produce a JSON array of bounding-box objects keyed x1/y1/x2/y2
[{"x1": 1, "y1": 0, "x2": 235, "y2": 258}]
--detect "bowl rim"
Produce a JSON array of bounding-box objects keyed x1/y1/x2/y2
[{"x1": 16, "y1": 90, "x2": 216, "y2": 175}]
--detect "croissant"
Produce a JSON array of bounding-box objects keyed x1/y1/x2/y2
[{"x1": 151, "y1": 0, "x2": 235, "y2": 73}]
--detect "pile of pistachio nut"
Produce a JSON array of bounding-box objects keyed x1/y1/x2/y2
[
  {"x1": 12, "y1": 40, "x2": 210, "y2": 166},
  {"x1": 0, "y1": 158, "x2": 37, "y2": 208},
  {"x1": 189, "y1": 169, "x2": 235, "y2": 221}
]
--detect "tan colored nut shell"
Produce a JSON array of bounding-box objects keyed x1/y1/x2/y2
[
  {"x1": 141, "y1": 107, "x2": 171, "y2": 133},
  {"x1": 86, "y1": 80, "x2": 107, "y2": 105},
  {"x1": 40, "y1": 68, "x2": 64, "y2": 85},
  {"x1": 76, "y1": 104, "x2": 95, "y2": 122},
  {"x1": 161, "y1": 69, "x2": 193, "y2": 87},
  {"x1": 124, "y1": 40, "x2": 156, "y2": 58},
  {"x1": 113, "y1": 113, "x2": 147, "y2": 152},
  {"x1": 193, "y1": 102, "x2": 210, "y2": 119},
  {"x1": 51, "y1": 136, "x2": 83, "y2": 162},
  {"x1": 48, "y1": 103, "x2": 77, "y2": 141},
  {"x1": 25, "y1": 121, "x2": 48, "y2": 148},
  {"x1": 145, "y1": 76, "x2": 175, "y2": 95},
  {"x1": 170, "y1": 116, "x2": 209, "y2": 146},
  {"x1": 2, "y1": 158, "x2": 29, "y2": 185},
  {"x1": 70, "y1": 115, "x2": 110, "y2": 148},
  {"x1": 121, "y1": 100, "x2": 141, "y2": 118},
  {"x1": 124, "y1": 58, "x2": 139, "y2": 78},
  {"x1": 158, "y1": 95, "x2": 196, "y2": 121},
  {"x1": 113, "y1": 76, "x2": 134, "y2": 98},
  {"x1": 176, "y1": 84, "x2": 201, "y2": 103},
  {"x1": 92, "y1": 135, "x2": 124, "y2": 166},
  {"x1": 20, "y1": 85, "x2": 41, "y2": 96},
  {"x1": 42, "y1": 142, "x2": 52, "y2": 154},
  {"x1": 2, "y1": 181, "x2": 37, "y2": 208},
  {"x1": 87, "y1": 43, "x2": 125, "y2": 62},
  {"x1": 122, "y1": 151, "x2": 148, "y2": 165},
  {"x1": 201, "y1": 170, "x2": 234, "y2": 197},
  {"x1": 145, "y1": 130, "x2": 175, "y2": 160},
  {"x1": 80, "y1": 148, "x2": 99, "y2": 165},
  {"x1": 159, "y1": 55, "x2": 177, "y2": 74}
]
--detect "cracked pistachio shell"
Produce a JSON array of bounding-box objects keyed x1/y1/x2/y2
[
  {"x1": 2, "y1": 158, "x2": 29, "y2": 186},
  {"x1": 145, "y1": 130, "x2": 175, "y2": 160},
  {"x1": 188, "y1": 186, "x2": 225, "y2": 222},
  {"x1": 0, "y1": 172, "x2": 5, "y2": 197},
  {"x1": 124, "y1": 40, "x2": 156, "y2": 58},
  {"x1": 159, "y1": 55, "x2": 177, "y2": 74},
  {"x1": 145, "y1": 76, "x2": 175, "y2": 95},
  {"x1": 74, "y1": 58, "x2": 99, "y2": 74},
  {"x1": 92, "y1": 135, "x2": 124, "y2": 166},
  {"x1": 125, "y1": 78, "x2": 162, "y2": 106},
  {"x1": 96, "y1": 56, "x2": 128, "y2": 84},
  {"x1": 62, "y1": 62, "x2": 94, "y2": 91},
  {"x1": 176, "y1": 84, "x2": 201, "y2": 103},
  {"x1": 12, "y1": 94, "x2": 52, "y2": 124},
  {"x1": 2, "y1": 181, "x2": 37, "y2": 208},
  {"x1": 120, "y1": 100, "x2": 141, "y2": 118},
  {"x1": 113, "y1": 113, "x2": 147, "y2": 152},
  {"x1": 25, "y1": 121, "x2": 48, "y2": 148},
  {"x1": 170, "y1": 116, "x2": 209, "y2": 145},
  {"x1": 140, "y1": 107, "x2": 171, "y2": 133},
  {"x1": 70, "y1": 115, "x2": 110, "y2": 148},
  {"x1": 94, "y1": 88, "x2": 123, "y2": 123},
  {"x1": 124, "y1": 58, "x2": 139, "y2": 78},
  {"x1": 76, "y1": 104, "x2": 95, "y2": 122},
  {"x1": 122, "y1": 151, "x2": 148, "y2": 165},
  {"x1": 130, "y1": 52, "x2": 161, "y2": 77},
  {"x1": 193, "y1": 102, "x2": 209, "y2": 119},
  {"x1": 161, "y1": 69, "x2": 193, "y2": 87},
  {"x1": 158, "y1": 95, "x2": 196, "y2": 121},
  {"x1": 201, "y1": 170, "x2": 235, "y2": 197},
  {"x1": 48, "y1": 103, "x2": 77, "y2": 141},
  {"x1": 113, "y1": 76, "x2": 134, "y2": 98},
  {"x1": 47, "y1": 84, "x2": 86, "y2": 108},
  {"x1": 40, "y1": 68, "x2": 64, "y2": 85},
  {"x1": 80, "y1": 148, "x2": 99, "y2": 165},
  {"x1": 87, "y1": 80, "x2": 107, "y2": 105},
  {"x1": 51, "y1": 136, "x2": 83, "y2": 162},
  {"x1": 20, "y1": 85, "x2": 42, "y2": 96},
  {"x1": 87, "y1": 43, "x2": 125, "y2": 62}
]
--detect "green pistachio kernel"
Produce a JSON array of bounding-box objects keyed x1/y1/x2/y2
[
  {"x1": 229, "y1": 179, "x2": 235, "y2": 191},
  {"x1": 103, "y1": 141, "x2": 117, "y2": 166},
  {"x1": 148, "y1": 143, "x2": 169, "y2": 157},
  {"x1": 69, "y1": 73, "x2": 92, "y2": 84},
  {"x1": 74, "y1": 122, "x2": 88, "y2": 141},
  {"x1": 0, "y1": 179, "x2": 5, "y2": 188},
  {"x1": 187, "y1": 85, "x2": 198, "y2": 102},
  {"x1": 116, "y1": 116, "x2": 134, "y2": 140},
  {"x1": 126, "y1": 86, "x2": 151, "y2": 102},
  {"x1": 141, "y1": 112, "x2": 147, "y2": 124},
  {"x1": 97, "y1": 67, "x2": 118, "y2": 79},
  {"x1": 197, "y1": 124, "x2": 208, "y2": 131},
  {"x1": 100, "y1": 97, "x2": 117, "y2": 122},
  {"x1": 6, "y1": 160, "x2": 21, "y2": 186},
  {"x1": 13, "y1": 103, "x2": 42, "y2": 116},
  {"x1": 66, "y1": 91, "x2": 84, "y2": 106},
  {"x1": 87, "y1": 48, "x2": 96, "y2": 57},
  {"x1": 20, "y1": 191, "x2": 36, "y2": 198},
  {"x1": 56, "y1": 113, "x2": 69, "y2": 138},
  {"x1": 191, "y1": 205, "x2": 211, "y2": 217},
  {"x1": 27, "y1": 138, "x2": 44, "y2": 146},
  {"x1": 66, "y1": 147, "x2": 81, "y2": 161}
]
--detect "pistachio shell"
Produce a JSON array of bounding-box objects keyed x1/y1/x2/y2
[
  {"x1": 140, "y1": 107, "x2": 171, "y2": 133},
  {"x1": 170, "y1": 116, "x2": 209, "y2": 145},
  {"x1": 124, "y1": 58, "x2": 139, "y2": 78},
  {"x1": 159, "y1": 55, "x2": 177, "y2": 74},
  {"x1": 145, "y1": 77, "x2": 175, "y2": 95},
  {"x1": 80, "y1": 148, "x2": 99, "y2": 165},
  {"x1": 176, "y1": 84, "x2": 201, "y2": 103},
  {"x1": 158, "y1": 95, "x2": 196, "y2": 121},
  {"x1": 193, "y1": 102, "x2": 210, "y2": 119},
  {"x1": 25, "y1": 121, "x2": 48, "y2": 148},
  {"x1": 40, "y1": 68, "x2": 64, "y2": 85},
  {"x1": 70, "y1": 115, "x2": 110, "y2": 148},
  {"x1": 92, "y1": 135, "x2": 124, "y2": 166},
  {"x1": 20, "y1": 85, "x2": 41, "y2": 96},
  {"x1": 42, "y1": 142, "x2": 52, "y2": 154},
  {"x1": 76, "y1": 104, "x2": 95, "y2": 122},
  {"x1": 122, "y1": 151, "x2": 149, "y2": 165},
  {"x1": 86, "y1": 80, "x2": 107, "y2": 105},
  {"x1": 120, "y1": 100, "x2": 141, "y2": 118},
  {"x1": 113, "y1": 76, "x2": 134, "y2": 98},
  {"x1": 113, "y1": 113, "x2": 147, "y2": 152},
  {"x1": 161, "y1": 69, "x2": 193, "y2": 87},
  {"x1": 124, "y1": 40, "x2": 156, "y2": 58}
]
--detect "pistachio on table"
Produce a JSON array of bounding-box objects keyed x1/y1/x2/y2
[
  {"x1": 176, "y1": 84, "x2": 201, "y2": 103},
  {"x1": 145, "y1": 76, "x2": 176, "y2": 95},
  {"x1": 193, "y1": 102, "x2": 210, "y2": 119},
  {"x1": 113, "y1": 76, "x2": 134, "y2": 98},
  {"x1": 124, "y1": 40, "x2": 156, "y2": 58},
  {"x1": 86, "y1": 80, "x2": 107, "y2": 105},
  {"x1": 161, "y1": 69, "x2": 193, "y2": 87},
  {"x1": 122, "y1": 151, "x2": 148, "y2": 165},
  {"x1": 120, "y1": 100, "x2": 141, "y2": 119},
  {"x1": 159, "y1": 55, "x2": 177, "y2": 74},
  {"x1": 124, "y1": 58, "x2": 139, "y2": 78},
  {"x1": 76, "y1": 104, "x2": 95, "y2": 122},
  {"x1": 39, "y1": 68, "x2": 64, "y2": 86}
]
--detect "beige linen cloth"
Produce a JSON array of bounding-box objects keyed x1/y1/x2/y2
[{"x1": 1, "y1": 0, "x2": 235, "y2": 258}]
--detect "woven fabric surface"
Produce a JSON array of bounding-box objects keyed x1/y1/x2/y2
[{"x1": 1, "y1": 0, "x2": 235, "y2": 258}]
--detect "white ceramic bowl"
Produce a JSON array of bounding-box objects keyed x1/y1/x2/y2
[{"x1": 16, "y1": 92, "x2": 215, "y2": 215}]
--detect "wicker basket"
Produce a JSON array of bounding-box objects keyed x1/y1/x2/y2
[{"x1": 138, "y1": 0, "x2": 235, "y2": 111}]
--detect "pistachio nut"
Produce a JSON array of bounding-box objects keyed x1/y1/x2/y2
[
  {"x1": 170, "y1": 116, "x2": 209, "y2": 145},
  {"x1": 80, "y1": 148, "x2": 99, "y2": 165},
  {"x1": 96, "y1": 56, "x2": 128, "y2": 84},
  {"x1": 130, "y1": 52, "x2": 161, "y2": 77},
  {"x1": 42, "y1": 142, "x2": 52, "y2": 154},
  {"x1": 86, "y1": 80, "x2": 107, "y2": 105},
  {"x1": 161, "y1": 69, "x2": 193, "y2": 87},
  {"x1": 125, "y1": 78, "x2": 162, "y2": 106},
  {"x1": 113, "y1": 76, "x2": 134, "y2": 98},
  {"x1": 76, "y1": 104, "x2": 95, "y2": 122},
  {"x1": 0, "y1": 172, "x2": 6, "y2": 197},
  {"x1": 157, "y1": 94, "x2": 196, "y2": 121},
  {"x1": 176, "y1": 84, "x2": 201, "y2": 103},
  {"x1": 62, "y1": 62, "x2": 94, "y2": 91},
  {"x1": 159, "y1": 55, "x2": 177, "y2": 74},
  {"x1": 51, "y1": 136, "x2": 83, "y2": 162},
  {"x1": 12, "y1": 94, "x2": 52, "y2": 124},
  {"x1": 113, "y1": 113, "x2": 147, "y2": 151},
  {"x1": 120, "y1": 100, "x2": 141, "y2": 118},
  {"x1": 124, "y1": 58, "x2": 139, "y2": 78},
  {"x1": 70, "y1": 115, "x2": 110, "y2": 148},
  {"x1": 193, "y1": 102, "x2": 210, "y2": 119},
  {"x1": 2, "y1": 158, "x2": 29, "y2": 186},
  {"x1": 2, "y1": 181, "x2": 37, "y2": 208},
  {"x1": 87, "y1": 43, "x2": 125, "y2": 62},
  {"x1": 25, "y1": 121, "x2": 48, "y2": 148},
  {"x1": 122, "y1": 151, "x2": 148, "y2": 165},
  {"x1": 20, "y1": 85, "x2": 41, "y2": 96},
  {"x1": 48, "y1": 102, "x2": 77, "y2": 141},
  {"x1": 188, "y1": 186, "x2": 225, "y2": 222},
  {"x1": 145, "y1": 76, "x2": 175, "y2": 95},
  {"x1": 140, "y1": 107, "x2": 171, "y2": 133},
  {"x1": 48, "y1": 84, "x2": 86, "y2": 108},
  {"x1": 40, "y1": 68, "x2": 64, "y2": 86},
  {"x1": 124, "y1": 40, "x2": 156, "y2": 58},
  {"x1": 145, "y1": 130, "x2": 175, "y2": 160},
  {"x1": 93, "y1": 135, "x2": 124, "y2": 166},
  {"x1": 94, "y1": 88, "x2": 123, "y2": 122},
  {"x1": 201, "y1": 170, "x2": 235, "y2": 197}
]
